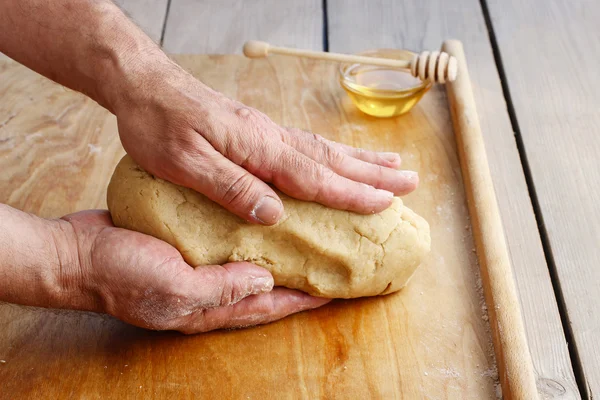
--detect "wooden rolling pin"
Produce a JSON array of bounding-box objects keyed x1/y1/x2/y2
[{"x1": 243, "y1": 40, "x2": 457, "y2": 83}]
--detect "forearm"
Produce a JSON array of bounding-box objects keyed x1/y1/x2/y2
[
  {"x1": 0, "y1": 0, "x2": 172, "y2": 112},
  {"x1": 0, "y1": 204, "x2": 84, "y2": 309}
]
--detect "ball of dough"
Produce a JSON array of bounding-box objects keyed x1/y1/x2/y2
[{"x1": 107, "y1": 155, "x2": 431, "y2": 298}]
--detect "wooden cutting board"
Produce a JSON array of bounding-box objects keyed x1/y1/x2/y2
[{"x1": 0, "y1": 51, "x2": 525, "y2": 399}]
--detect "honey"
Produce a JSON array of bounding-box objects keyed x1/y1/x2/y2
[{"x1": 339, "y1": 49, "x2": 432, "y2": 118}]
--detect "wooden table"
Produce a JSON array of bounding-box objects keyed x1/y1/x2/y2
[{"x1": 1, "y1": 1, "x2": 598, "y2": 398}]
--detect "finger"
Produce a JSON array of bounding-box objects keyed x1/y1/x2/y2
[
  {"x1": 178, "y1": 262, "x2": 275, "y2": 309},
  {"x1": 205, "y1": 128, "x2": 396, "y2": 213},
  {"x1": 173, "y1": 138, "x2": 284, "y2": 225},
  {"x1": 267, "y1": 147, "x2": 395, "y2": 213},
  {"x1": 283, "y1": 130, "x2": 418, "y2": 196},
  {"x1": 177, "y1": 288, "x2": 331, "y2": 334},
  {"x1": 61, "y1": 209, "x2": 114, "y2": 226},
  {"x1": 328, "y1": 141, "x2": 402, "y2": 169},
  {"x1": 286, "y1": 128, "x2": 402, "y2": 169}
]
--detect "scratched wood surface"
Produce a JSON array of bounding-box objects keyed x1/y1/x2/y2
[
  {"x1": 0, "y1": 56, "x2": 499, "y2": 399},
  {"x1": 327, "y1": 1, "x2": 578, "y2": 398},
  {"x1": 487, "y1": 0, "x2": 600, "y2": 397}
]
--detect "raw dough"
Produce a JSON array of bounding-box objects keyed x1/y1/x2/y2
[{"x1": 107, "y1": 155, "x2": 431, "y2": 298}]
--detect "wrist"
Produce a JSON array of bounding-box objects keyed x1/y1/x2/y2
[
  {"x1": 96, "y1": 43, "x2": 175, "y2": 114},
  {"x1": 0, "y1": 205, "x2": 94, "y2": 311},
  {"x1": 46, "y1": 219, "x2": 99, "y2": 312},
  {"x1": 72, "y1": 1, "x2": 174, "y2": 114}
]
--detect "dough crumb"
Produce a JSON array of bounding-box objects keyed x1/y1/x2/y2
[
  {"x1": 495, "y1": 383, "x2": 502, "y2": 399},
  {"x1": 481, "y1": 304, "x2": 489, "y2": 321},
  {"x1": 481, "y1": 365, "x2": 498, "y2": 379},
  {"x1": 437, "y1": 367, "x2": 460, "y2": 378}
]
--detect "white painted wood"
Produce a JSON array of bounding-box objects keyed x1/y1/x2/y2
[
  {"x1": 114, "y1": 0, "x2": 169, "y2": 43},
  {"x1": 162, "y1": 0, "x2": 323, "y2": 53},
  {"x1": 487, "y1": 0, "x2": 600, "y2": 396}
]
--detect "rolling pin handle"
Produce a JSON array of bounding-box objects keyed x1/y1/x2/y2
[{"x1": 243, "y1": 40, "x2": 270, "y2": 58}]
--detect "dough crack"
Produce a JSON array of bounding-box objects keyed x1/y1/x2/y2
[
  {"x1": 353, "y1": 227, "x2": 380, "y2": 246},
  {"x1": 162, "y1": 221, "x2": 175, "y2": 238}
]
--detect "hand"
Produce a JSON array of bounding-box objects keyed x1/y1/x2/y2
[
  {"x1": 61, "y1": 210, "x2": 330, "y2": 333},
  {"x1": 111, "y1": 58, "x2": 419, "y2": 225}
]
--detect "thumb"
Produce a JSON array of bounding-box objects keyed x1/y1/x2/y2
[
  {"x1": 180, "y1": 146, "x2": 284, "y2": 225},
  {"x1": 181, "y1": 262, "x2": 276, "y2": 309}
]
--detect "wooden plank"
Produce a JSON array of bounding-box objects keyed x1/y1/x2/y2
[
  {"x1": 486, "y1": 0, "x2": 600, "y2": 396},
  {"x1": 0, "y1": 56, "x2": 498, "y2": 398},
  {"x1": 162, "y1": 0, "x2": 322, "y2": 53},
  {"x1": 113, "y1": 0, "x2": 169, "y2": 43},
  {"x1": 328, "y1": 0, "x2": 579, "y2": 398}
]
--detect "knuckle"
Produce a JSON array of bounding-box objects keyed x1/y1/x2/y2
[
  {"x1": 322, "y1": 145, "x2": 346, "y2": 169},
  {"x1": 218, "y1": 276, "x2": 237, "y2": 307},
  {"x1": 314, "y1": 164, "x2": 337, "y2": 185},
  {"x1": 311, "y1": 132, "x2": 326, "y2": 144},
  {"x1": 373, "y1": 164, "x2": 386, "y2": 188},
  {"x1": 237, "y1": 137, "x2": 265, "y2": 170},
  {"x1": 310, "y1": 165, "x2": 337, "y2": 200},
  {"x1": 199, "y1": 265, "x2": 235, "y2": 307},
  {"x1": 225, "y1": 128, "x2": 274, "y2": 173},
  {"x1": 219, "y1": 172, "x2": 258, "y2": 209},
  {"x1": 151, "y1": 145, "x2": 213, "y2": 188},
  {"x1": 235, "y1": 106, "x2": 262, "y2": 121}
]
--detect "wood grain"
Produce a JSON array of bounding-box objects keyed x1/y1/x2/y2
[
  {"x1": 486, "y1": 0, "x2": 600, "y2": 396},
  {"x1": 0, "y1": 63, "x2": 124, "y2": 217},
  {"x1": 162, "y1": 0, "x2": 323, "y2": 53},
  {"x1": 1, "y1": 56, "x2": 498, "y2": 399},
  {"x1": 328, "y1": 0, "x2": 579, "y2": 398},
  {"x1": 114, "y1": 0, "x2": 169, "y2": 43}
]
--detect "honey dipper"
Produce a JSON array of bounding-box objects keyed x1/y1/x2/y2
[{"x1": 243, "y1": 40, "x2": 458, "y2": 83}]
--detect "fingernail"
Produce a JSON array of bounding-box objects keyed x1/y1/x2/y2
[
  {"x1": 251, "y1": 276, "x2": 274, "y2": 294},
  {"x1": 376, "y1": 189, "x2": 394, "y2": 199},
  {"x1": 381, "y1": 152, "x2": 400, "y2": 162},
  {"x1": 401, "y1": 170, "x2": 419, "y2": 183},
  {"x1": 252, "y1": 196, "x2": 283, "y2": 224}
]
